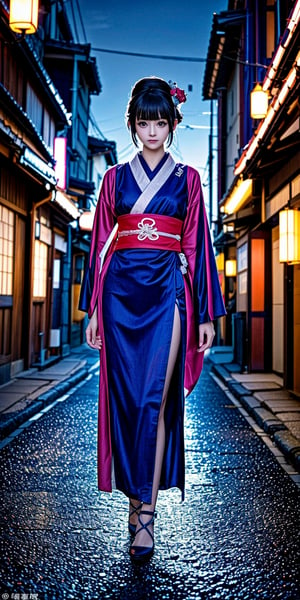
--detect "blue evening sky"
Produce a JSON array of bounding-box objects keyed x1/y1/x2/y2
[{"x1": 79, "y1": 1, "x2": 228, "y2": 190}]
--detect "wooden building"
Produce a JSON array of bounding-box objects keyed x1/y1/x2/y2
[
  {"x1": 0, "y1": 1, "x2": 70, "y2": 382},
  {"x1": 203, "y1": 0, "x2": 300, "y2": 394},
  {"x1": 0, "y1": 0, "x2": 114, "y2": 382}
]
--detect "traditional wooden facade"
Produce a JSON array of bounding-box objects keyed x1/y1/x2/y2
[
  {"x1": 71, "y1": 136, "x2": 117, "y2": 347},
  {"x1": 0, "y1": 1, "x2": 70, "y2": 382},
  {"x1": 203, "y1": 0, "x2": 300, "y2": 394},
  {"x1": 0, "y1": 0, "x2": 116, "y2": 383},
  {"x1": 41, "y1": 3, "x2": 102, "y2": 355}
]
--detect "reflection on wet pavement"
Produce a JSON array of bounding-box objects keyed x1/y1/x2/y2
[{"x1": 0, "y1": 362, "x2": 299, "y2": 599}]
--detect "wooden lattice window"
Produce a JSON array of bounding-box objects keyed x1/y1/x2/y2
[
  {"x1": 0, "y1": 206, "x2": 14, "y2": 296},
  {"x1": 33, "y1": 240, "x2": 47, "y2": 298}
]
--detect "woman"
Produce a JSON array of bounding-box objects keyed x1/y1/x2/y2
[{"x1": 79, "y1": 76, "x2": 226, "y2": 563}]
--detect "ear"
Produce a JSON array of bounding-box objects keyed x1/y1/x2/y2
[
  {"x1": 173, "y1": 119, "x2": 178, "y2": 131},
  {"x1": 127, "y1": 119, "x2": 131, "y2": 129}
]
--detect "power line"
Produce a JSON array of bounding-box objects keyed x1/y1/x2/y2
[
  {"x1": 90, "y1": 46, "x2": 206, "y2": 62},
  {"x1": 172, "y1": 134, "x2": 184, "y2": 163},
  {"x1": 91, "y1": 47, "x2": 268, "y2": 69},
  {"x1": 178, "y1": 124, "x2": 215, "y2": 131},
  {"x1": 89, "y1": 111, "x2": 106, "y2": 140},
  {"x1": 118, "y1": 143, "x2": 134, "y2": 157},
  {"x1": 101, "y1": 126, "x2": 125, "y2": 134}
]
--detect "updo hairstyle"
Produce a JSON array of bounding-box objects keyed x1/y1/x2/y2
[{"x1": 126, "y1": 76, "x2": 183, "y2": 147}]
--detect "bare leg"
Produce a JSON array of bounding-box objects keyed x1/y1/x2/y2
[
  {"x1": 131, "y1": 305, "x2": 181, "y2": 548},
  {"x1": 128, "y1": 498, "x2": 142, "y2": 529}
]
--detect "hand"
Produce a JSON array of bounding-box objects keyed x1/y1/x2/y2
[
  {"x1": 85, "y1": 308, "x2": 102, "y2": 350},
  {"x1": 197, "y1": 321, "x2": 215, "y2": 353}
]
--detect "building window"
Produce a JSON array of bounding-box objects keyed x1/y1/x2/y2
[
  {"x1": 26, "y1": 82, "x2": 43, "y2": 135},
  {"x1": 43, "y1": 109, "x2": 56, "y2": 151},
  {"x1": 53, "y1": 258, "x2": 60, "y2": 289},
  {"x1": 43, "y1": 108, "x2": 51, "y2": 147},
  {"x1": 33, "y1": 240, "x2": 47, "y2": 298},
  {"x1": 266, "y1": 0, "x2": 275, "y2": 59},
  {"x1": 0, "y1": 44, "x2": 23, "y2": 106},
  {"x1": 0, "y1": 206, "x2": 14, "y2": 296},
  {"x1": 237, "y1": 242, "x2": 248, "y2": 295}
]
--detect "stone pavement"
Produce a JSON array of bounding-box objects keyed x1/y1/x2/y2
[
  {"x1": 208, "y1": 346, "x2": 300, "y2": 475},
  {"x1": 1, "y1": 343, "x2": 300, "y2": 477},
  {"x1": 1, "y1": 354, "x2": 299, "y2": 599},
  {"x1": 0, "y1": 345, "x2": 99, "y2": 442}
]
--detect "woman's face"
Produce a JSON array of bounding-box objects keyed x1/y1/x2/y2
[{"x1": 135, "y1": 118, "x2": 173, "y2": 151}]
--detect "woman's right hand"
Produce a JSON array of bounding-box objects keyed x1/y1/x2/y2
[{"x1": 85, "y1": 308, "x2": 102, "y2": 350}]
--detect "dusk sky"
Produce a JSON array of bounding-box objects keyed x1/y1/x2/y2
[{"x1": 76, "y1": 1, "x2": 228, "y2": 196}]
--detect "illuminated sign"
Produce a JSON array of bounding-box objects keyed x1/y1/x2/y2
[
  {"x1": 20, "y1": 147, "x2": 56, "y2": 184},
  {"x1": 54, "y1": 137, "x2": 67, "y2": 190}
]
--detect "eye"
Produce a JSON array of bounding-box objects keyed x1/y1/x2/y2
[
  {"x1": 137, "y1": 120, "x2": 148, "y2": 128},
  {"x1": 157, "y1": 120, "x2": 168, "y2": 127}
]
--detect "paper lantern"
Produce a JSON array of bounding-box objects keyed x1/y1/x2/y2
[
  {"x1": 250, "y1": 83, "x2": 268, "y2": 119},
  {"x1": 225, "y1": 259, "x2": 237, "y2": 277},
  {"x1": 9, "y1": 0, "x2": 39, "y2": 34},
  {"x1": 279, "y1": 209, "x2": 300, "y2": 264}
]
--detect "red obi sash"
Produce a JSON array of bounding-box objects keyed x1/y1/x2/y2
[{"x1": 115, "y1": 214, "x2": 182, "y2": 251}]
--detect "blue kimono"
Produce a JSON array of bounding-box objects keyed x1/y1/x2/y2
[{"x1": 79, "y1": 153, "x2": 225, "y2": 502}]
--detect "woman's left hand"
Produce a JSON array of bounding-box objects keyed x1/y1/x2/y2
[{"x1": 197, "y1": 321, "x2": 215, "y2": 353}]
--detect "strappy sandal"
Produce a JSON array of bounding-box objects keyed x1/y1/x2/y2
[
  {"x1": 129, "y1": 509, "x2": 156, "y2": 563},
  {"x1": 128, "y1": 500, "x2": 143, "y2": 535}
]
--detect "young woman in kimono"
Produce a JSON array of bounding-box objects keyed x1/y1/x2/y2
[{"x1": 79, "y1": 76, "x2": 226, "y2": 563}]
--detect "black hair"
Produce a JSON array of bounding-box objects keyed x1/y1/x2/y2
[{"x1": 126, "y1": 76, "x2": 183, "y2": 147}]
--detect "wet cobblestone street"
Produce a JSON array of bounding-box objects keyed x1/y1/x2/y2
[{"x1": 0, "y1": 360, "x2": 299, "y2": 600}]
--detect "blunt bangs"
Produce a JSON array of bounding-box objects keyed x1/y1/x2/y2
[{"x1": 136, "y1": 95, "x2": 172, "y2": 123}]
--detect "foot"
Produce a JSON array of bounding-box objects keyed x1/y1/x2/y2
[
  {"x1": 128, "y1": 499, "x2": 142, "y2": 535},
  {"x1": 129, "y1": 510, "x2": 156, "y2": 562}
]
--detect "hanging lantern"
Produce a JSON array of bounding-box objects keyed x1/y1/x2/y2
[
  {"x1": 225, "y1": 259, "x2": 237, "y2": 277},
  {"x1": 9, "y1": 0, "x2": 39, "y2": 35},
  {"x1": 279, "y1": 209, "x2": 300, "y2": 264},
  {"x1": 250, "y1": 83, "x2": 268, "y2": 119},
  {"x1": 216, "y1": 252, "x2": 224, "y2": 273},
  {"x1": 79, "y1": 211, "x2": 95, "y2": 231}
]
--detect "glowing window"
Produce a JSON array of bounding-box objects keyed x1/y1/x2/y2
[
  {"x1": 33, "y1": 240, "x2": 47, "y2": 298},
  {"x1": 0, "y1": 206, "x2": 14, "y2": 295},
  {"x1": 237, "y1": 242, "x2": 248, "y2": 295}
]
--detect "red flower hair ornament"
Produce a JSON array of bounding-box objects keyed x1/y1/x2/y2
[{"x1": 168, "y1": 80, "x2": 187, "y2": 106}]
